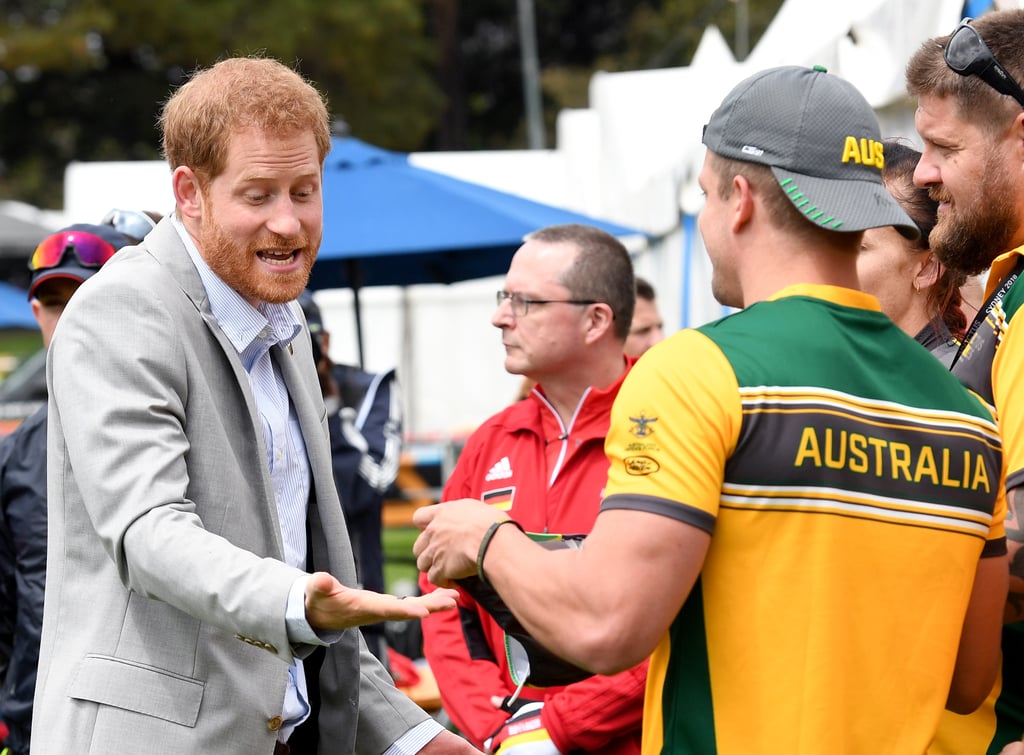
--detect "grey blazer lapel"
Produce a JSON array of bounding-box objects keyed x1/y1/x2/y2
[
  {"x1": 143, "y1": 220, "x2": 257, "y2": 405},
  {"x1": 141, "y1": 218, "x2": 285, "y2": 554}
]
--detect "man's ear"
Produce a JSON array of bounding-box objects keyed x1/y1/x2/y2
[
  {"x1": 915, "y1": 253, "x2": 942, "y2": 292},
  {"x1": 731, "y1": 174, "x2": 755, "y2": 233},
  {"x1": 583, "y1": 302, "x2": 615, "y2": 345},
  {"x1": 1013, "y1": 110, "x2": 1024, "y2": 149},
  {"x1": 172, "y1": 166, "x2": 204, "y2": 220}
]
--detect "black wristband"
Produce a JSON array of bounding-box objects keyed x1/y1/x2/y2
[{"x1": 476, "y1": 519, "x2": 525, "y2": 587}]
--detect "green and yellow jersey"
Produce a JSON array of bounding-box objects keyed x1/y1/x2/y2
[
  {"x1": 602, "y1": 285, "x2": 1006, "y2": 755},
  {"x1": 932, "y1": 245, "x2": 1024, "y2": 755}
]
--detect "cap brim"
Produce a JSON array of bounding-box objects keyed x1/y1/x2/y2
[
  {"x1": 771, "y1": 166, "x2": 920, "y2": 241},
  {"x1": 28, "y1": 266, "x2": 95, "y2": 299}
]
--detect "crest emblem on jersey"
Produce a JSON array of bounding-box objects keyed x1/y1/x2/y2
[
  {"x1": 624, "y1": 456, "x2": 660, "y2": 475},
  {"x1": 629, "y1": 413, "x2": 658, "y2": 437}
]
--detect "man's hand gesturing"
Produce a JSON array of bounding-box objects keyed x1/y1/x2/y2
[{"x1": 304, "y1": 571, "x2": 457, "y2": 631}]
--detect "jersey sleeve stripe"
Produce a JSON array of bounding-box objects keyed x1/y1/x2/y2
[{"x1": 601, "y1": 493, "x2": 716, "y2": 534}]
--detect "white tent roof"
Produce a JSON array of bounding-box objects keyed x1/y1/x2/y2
[{"x1": 589, "y1": 0, "x2": 968, "y2": 206}]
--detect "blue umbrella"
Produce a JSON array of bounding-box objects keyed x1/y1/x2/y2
[
  {"x1": 0, "y1": 281, "x2": 36, "y2": 330},
  {"x1": 310, "y1": 137, "x2": 645, "y2": 364}
]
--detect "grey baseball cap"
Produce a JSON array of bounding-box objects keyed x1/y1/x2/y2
[{"x1": 702, "y1": 65, "x2": 919, "y2": 240}]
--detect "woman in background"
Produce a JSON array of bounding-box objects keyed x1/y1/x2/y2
[{"x1": 857, "y1": 139, "x2": 966, "y2": 366}]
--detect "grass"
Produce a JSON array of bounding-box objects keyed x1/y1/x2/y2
[
  {"x1": 383, "y1": 526, "x2": 421, "y2": 596},
  {"x1": 0, "y1": 329, "x2": 42, "y2": 379}
]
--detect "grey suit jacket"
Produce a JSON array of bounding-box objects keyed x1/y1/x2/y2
[{"x1": 32, "y1": 218, "x2": 429, "y2": 754}]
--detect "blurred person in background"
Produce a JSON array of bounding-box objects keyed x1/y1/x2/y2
[
  {"x1": 0, "y1": 223, "x2": 130, "y2": 755},
  {"x1": 100, "y1": 208, "x2": 163, "y2": 244},
  {"x1": 856, "y1": 139, "x2": 966, "y2": 366},
  {"x1": 624, "y1": 276, "x2": 665, "y2": 357},
  {"x1": 0, "y1": 209, "x2": 166, "y2": 431},
  {"x1": 298, "y1": 290, "x2": 402, "y2": 670}
]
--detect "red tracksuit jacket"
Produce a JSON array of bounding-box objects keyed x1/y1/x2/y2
[{"x1": 421, "y1": 363, "x2": 645, "y2": 754}]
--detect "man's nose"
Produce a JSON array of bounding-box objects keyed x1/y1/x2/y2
[{"x1": 267, "y1": 197, "x2": 302, "y2": 237}]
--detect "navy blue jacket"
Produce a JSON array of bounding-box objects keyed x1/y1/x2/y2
[{"x1": 0, "y1": 404, "x2": 47, "y2": 754}]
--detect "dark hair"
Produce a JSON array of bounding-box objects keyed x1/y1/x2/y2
[
  {"x1": 906, "y1": 10, "x2": 1024, "y2": 134},
  {"x1": 525, "y1": 223, "x2": 635, "y2": 341},
  {"x1": 882, "y1": 139, "x2": 967, "y2": 339},
  {"x1": 635, "y1": 276, "x2": 656, "y2": 302}
]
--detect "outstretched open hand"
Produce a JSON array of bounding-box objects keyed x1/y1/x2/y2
[{"x1": 304, "y1": 571, "x2": 458, "y2": 631}]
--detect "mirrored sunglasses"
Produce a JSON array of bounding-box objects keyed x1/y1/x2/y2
[
  {"x1": 944, "y1": 18, "x2": 1024, "y2": 110},
  {"x1": 101, "y1": 208, "x2": 157, "y2": 242},
  {"x1": 29, "y1": 230, "x2": 118, "y2": 272}
]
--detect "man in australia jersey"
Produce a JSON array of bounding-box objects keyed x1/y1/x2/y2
[{"x1": 412, "y1": 66, "x2": 1009, "y2": 755}]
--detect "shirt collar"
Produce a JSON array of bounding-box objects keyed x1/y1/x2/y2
[
  {"x1": 766, "y1": 283, "x2": 882, "y2": 312},
  {"x1": 986, "y1": 242, "x2": 1024, "y2": 298},
  {"x1": 171, "y1": 214, "x2": 301, "y2": 359},
  {"x1": 506, "y1": 355, "x2": 635, "y2": 438}
]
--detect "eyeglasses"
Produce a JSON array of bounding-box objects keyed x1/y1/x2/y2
[
  {"x1": 100, "y1": 208, "x2": 157, "y2": 242},
  {"x1": 29, "y1": 230, "x2": 119, "y2": 272},
  {"x1": 944, "y1": 18, "x2": 1024, "y2": 110},
  {"x1": 496, "y1": 290, "x2": 598, "y2": 317}
]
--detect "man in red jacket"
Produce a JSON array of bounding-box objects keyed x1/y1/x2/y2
[{"x1": 420, "y1": 223, "x2": 645, "y2": 755}]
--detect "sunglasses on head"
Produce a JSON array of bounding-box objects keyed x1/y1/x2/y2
[
  {"x1": 944, "y1": 18, "x2": 1024, "y2": 110},
  {"x1": 29, "y1": 231, "x2": 118, "y2": 272},
  {"x1": 100, "y1": 208, "x2": 157, "y2": 242}
]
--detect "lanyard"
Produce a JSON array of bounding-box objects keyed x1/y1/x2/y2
[{"x1": 952, "y1": 256, "x2": 1024, "y2": 367}]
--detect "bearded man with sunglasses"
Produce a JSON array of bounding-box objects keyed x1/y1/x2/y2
[
  {"x1": 29, "y1": 57, "x2": 475, "y2": 755},
  {"x1": 905, "y1": 10, "x2": 1024, "y2": 754},
  {"x1": 0, "y1": 223, "x2": 130, "y2": 755}
]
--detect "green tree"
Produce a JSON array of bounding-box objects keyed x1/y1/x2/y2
[
  {"x1": 0, "y1": 0, "x2": 784, "y2": 208},
  {"x1": 438, "y1": 0, "x2": 783, "y2": 150},
  {"x1": 0, "y1": 0, "x2": 443, "y2": 208},
  {"x1": 616, "y1": 0, "x2": 783, "y2": 70}
]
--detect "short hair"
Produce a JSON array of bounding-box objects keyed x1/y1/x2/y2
[
  {"x1": 635, "y1": 276, "x2": 656, "y2": 302},
  {"x1": 881, "y1": 139, "x2": 967, "y2": 339},
  {"x1": 707, "y1": 152, "x2": 859, "y2": 249},
  {"x1": 525, "y1": 223, "x2": 635, "y2": 341},
  {"x1": 906, "y1": 10, "x2": 1024, "y2": 134},
  {"x1": 160, "y1": 56, "x2": 331, "y2": 182}
]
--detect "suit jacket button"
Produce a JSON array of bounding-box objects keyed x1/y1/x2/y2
[{"x1": 268, "y1": 716, "x2": 283, "y2": 732}]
